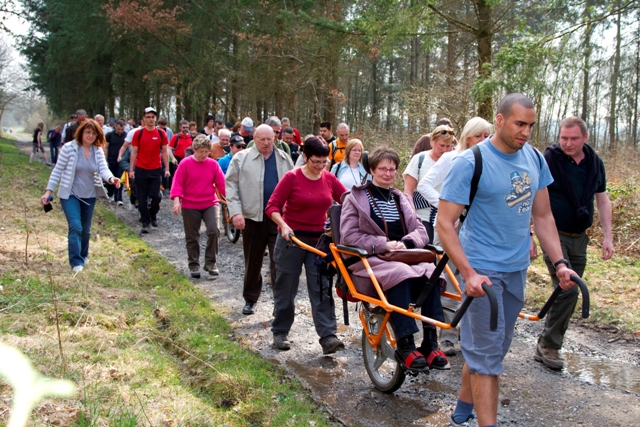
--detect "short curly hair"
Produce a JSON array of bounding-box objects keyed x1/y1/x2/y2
[{"x1": 192, "y1": 134, "x2": 211, "y2": 151}]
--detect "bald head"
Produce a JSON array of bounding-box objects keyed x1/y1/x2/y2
[
  {"x1": 254, "y1": 124, "x2": 275, "y2": 157},
  {"x1": 336, "y1": 123, "x2": 349, "y2": 144},
  {"x1": 254, "y1": 124, "x2": 274, "y2": 139}
]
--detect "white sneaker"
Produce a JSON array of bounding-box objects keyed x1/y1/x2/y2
[
  {"x1": 117, "y1": 201, "x2": 123, "y2": 206},
  {"x1": 72, "y1": 265, "x2": 83, "y2": 272}
]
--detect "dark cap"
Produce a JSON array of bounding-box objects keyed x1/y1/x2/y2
[{"x1": 230, "y1": 135, "x2": 244, "y2": 145}]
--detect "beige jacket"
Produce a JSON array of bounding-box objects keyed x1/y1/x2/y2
[{"x1": 225, "y1": 145, "x2": 294, "y2": 221}]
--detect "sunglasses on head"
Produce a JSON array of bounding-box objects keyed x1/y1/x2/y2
[{"x1": 439, "y1": 129, "x2": 455, "y2": 135}]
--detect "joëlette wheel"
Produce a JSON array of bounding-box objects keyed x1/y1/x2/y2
[{"x1": 361, "y1": 306, "x2": 406, "y2": 393}]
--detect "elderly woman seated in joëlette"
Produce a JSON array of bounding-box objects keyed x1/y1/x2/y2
[{"x1": 339, "y1": 146, "x2": 449, "y2": 372}]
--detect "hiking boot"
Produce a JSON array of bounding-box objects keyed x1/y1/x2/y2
[
  {"x1": 151, "y1": 218, "x2": 159, "y2": 227},
  {"x1": 273, "y1": 333, "x2": 291, "y2": 351},
  {"x1": 534, "y1": 342, "x2": 564, "y2": 370},
  {"x1": 441, "y1": 340, "x2": 458, "y2": 357},
  {"x1": 141, "y1": 224, "x2": 149, "y2": 234},
  {"x1": 242, "y1": 301, "x2": 255, "y2": 315},
  {"x1": 204, "y1": 263, "x2": 219, "y2": 276},
  {"x1": 320, "y1": 335, "x2": 345, "y2": 355},
  {"x1": 189, "y1": 266, "x2": 200, "y2": 279}
]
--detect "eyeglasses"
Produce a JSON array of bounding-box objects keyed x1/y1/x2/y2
[
  {"x1": 234, "y1": 144, "x2": 246, "y2": 149},
  {"x1": 438, "y1": 129, "x2": 455, "y2": 136},
  {"x1": 83, "y1": 130, "x2": 98, "y2": 136},
  {"x1": 274, "y1": 130, "x2": 281, "y2": 135},
  {"x1": 376, "y1": 167, "x2": 397, "y2": 174},
  {"x1": 309, "y1": 159, "x2": 330, "y2": 166}
]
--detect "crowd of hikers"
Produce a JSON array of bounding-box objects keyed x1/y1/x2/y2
[{"x1": 37, "y1": 92, "x2": 614, "y2": 427}]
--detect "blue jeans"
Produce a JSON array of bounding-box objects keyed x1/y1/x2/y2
[{"x1": 60, "y1": 196, "x2": 96, "y2": 268}]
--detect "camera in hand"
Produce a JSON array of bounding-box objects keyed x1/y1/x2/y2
[{"x1": 44, "y1": 196, "x2": 53, "y2": 213}]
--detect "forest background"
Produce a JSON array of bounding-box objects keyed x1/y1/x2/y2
[{"x1": 11, "y1": 0, "x2": 640, "y2": 152}]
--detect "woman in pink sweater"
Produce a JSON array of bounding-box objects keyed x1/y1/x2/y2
[
  {"x1": 170, "y1": 134, "x2": 226, "y2": 279},
  {"x1": 266, "y1": 137, "x2": 347, "y2": 355}
]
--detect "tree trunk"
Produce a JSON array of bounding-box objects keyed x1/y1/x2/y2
[
  {"x1": 410, "y1": 37, "x2": 419, "y2": 86},
  {"x1": 446, "y1": 20, "x2": 455, "y2": 88},
  {"x1": 386, "y1": 58, "x2": 394, "y2": 131},
  {"x1": 581, "y1": 0, "x2": 594, "y2": 122},
  {"x1": 476, "y1": 0, "x2": 493, "y2": 118},
  {"x1": 633, "y1": 20, "x2": 640, "y2": 146},
  {"x1": 609, "y1": 9, "x2": 622, "y2": 151},
  {"x1": 371, "y1": 56, "x2": 379, "y2": 126}
]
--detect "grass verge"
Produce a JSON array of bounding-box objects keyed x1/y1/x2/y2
[{"x1": 0, "y1": 138, "x2": 337, "y2": 425}]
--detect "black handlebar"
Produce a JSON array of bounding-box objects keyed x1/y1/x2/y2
[
  {"x1": 450, "y1": 283, "x2": 498, "y2": 331},
  {"x1": 536, "y1": 274, "x2": 590, "y2": 319}
]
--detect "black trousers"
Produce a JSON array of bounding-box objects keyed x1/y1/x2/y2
[
  {"x1": 107, "y1": 159, "x2": 123, "y2": 202},
  {"x1": 134, "y1": 167, "x2": 161, "y2": 225}
]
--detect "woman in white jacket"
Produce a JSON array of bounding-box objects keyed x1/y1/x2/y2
[
  {"x1": 417, "y1": 117, "x2": 492, "y2": 214},
  {"x1": 416, "y1": 117, "x2": 491, "y2": 355},
  {"x1": 40, "y1": 119, "x2": 120, "y2": 272}
]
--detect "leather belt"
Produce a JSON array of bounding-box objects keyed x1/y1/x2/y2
[{"x1": 558, "y1": 230, "x2": 584, "y2": 238}]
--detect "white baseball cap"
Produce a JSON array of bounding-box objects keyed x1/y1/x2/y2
[{"x1": 241, "y1": 117, "x2": 254, "y2": 131}]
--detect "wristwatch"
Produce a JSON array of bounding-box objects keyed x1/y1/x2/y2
[{"x1": 553, "y1": 259, "x2": 569, "y2": 269}]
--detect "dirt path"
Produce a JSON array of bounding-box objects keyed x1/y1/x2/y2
[{"x1": 21, "y1": 140, "x2": 640, "y2": 426}]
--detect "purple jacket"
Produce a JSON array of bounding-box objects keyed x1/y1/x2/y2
[{"x1": 340, "y1": 184, "x2": 442, "y2": 296}]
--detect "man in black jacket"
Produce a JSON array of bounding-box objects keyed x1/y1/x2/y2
[
  {"x1": 534, "y1": 116, "x2": 614, "y2": 370},
  {"x1": 63, "y1": 109, "x2": 88, "y2": 143}
]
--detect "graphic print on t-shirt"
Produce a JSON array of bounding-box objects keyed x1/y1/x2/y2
[{"x1": 504, "y1": 170, "x2": 534, "y2": 212}]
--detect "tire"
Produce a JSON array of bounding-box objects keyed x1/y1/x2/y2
[
  {"x1": 361, "y1": 306, "x2": 406, "y2": 393},
  {"x1": 222, "y1": 205, "x2": 241, "y2": 243}
]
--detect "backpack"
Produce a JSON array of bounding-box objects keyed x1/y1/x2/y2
[
  {"x1": 412, "y1": 153, "x2": 431, "y2": 210},
  {"x1": 329, "y1": 140, "x2": 346, "y2": 169}
]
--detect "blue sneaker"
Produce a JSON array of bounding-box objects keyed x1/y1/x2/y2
[{"x1": 449, "y1": 414, "x2": 476, "y2": 426}]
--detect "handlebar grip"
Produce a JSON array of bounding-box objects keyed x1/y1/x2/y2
[
  {"x1": 449, "y1": 283, "x2": 498, "y2": 331},
  {"x1": 483, "y1": 283, "x2": 498, "y2": 331},
  {"x1": 537, "y1": 275, "x2": 589, "y2": 319},
  {"x1": 536, "y1": 286, "x2": 563, "y2": 320},
  {"x1": 449, "y1": 293, "x2": 474, "y2": 329},
  {"x1": 571, "y1": 274, "x2": 590, "y2": 318}
]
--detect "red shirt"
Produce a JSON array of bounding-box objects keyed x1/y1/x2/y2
[
  {"x1": 170, "y1": 133, "x2": 192, "y2": 158},
  {"x1": 265, "y1": 168, "x2": 346, "y2": 232},
  {"x1": 133, "y1": 127, "x2": 167, "y2": 170}
]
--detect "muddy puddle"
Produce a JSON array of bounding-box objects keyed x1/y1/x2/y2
[{"x1": 564, "y1": 352, "x2": 640, "y2": 393}]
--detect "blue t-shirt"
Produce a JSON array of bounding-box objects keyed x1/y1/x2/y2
[
  {"x1": 218, "y1": 152, "x2": 232, "y2": 175},
  {"x1": 440, "y1": 140, "x2": 553, "y2": 272}
]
